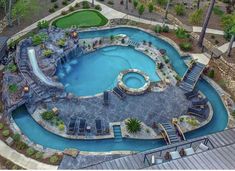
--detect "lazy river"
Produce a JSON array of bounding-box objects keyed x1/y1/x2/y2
[{"x1": 12, "y1": 27, "x2": 228, "y2": 152}]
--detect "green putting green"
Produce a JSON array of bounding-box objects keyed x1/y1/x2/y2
[{"x1": 52, "y1": 10, "x2": 108, "y2": 29}]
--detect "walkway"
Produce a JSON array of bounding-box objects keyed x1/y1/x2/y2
[
  {"x1": 0, "y1": 140, "x2": 58, "y2": 170},
  {"x1": 218, "y1": 42, "x2": 235, "y2": 53},
  {"x1": 9, "y1": 0, "x2": 225, "y2": 42}
]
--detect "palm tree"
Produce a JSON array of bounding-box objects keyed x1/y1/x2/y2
[
  {"x1": 164, "y1": 0, "x2": 171, "y2": 20},
  {"x1": 227, "y1": 26, "x2": 235, "y2": 57},
  {"x1": 197, "y1": 0, "x2": 216, "y2": 47},
  {"x1": 197, "y1": 0, "x2": 201, "y2": 9},
  {"x1": 7, "y1": 0, "x2": 13, "y2": 27}
]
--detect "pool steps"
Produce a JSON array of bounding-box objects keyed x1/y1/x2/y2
[{"x1": 113, "y1": 126, "x2": 123, "y2": 142}]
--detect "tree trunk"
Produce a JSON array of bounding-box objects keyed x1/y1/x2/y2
[
  {"x1": 197, "y1": 0, "x2": 216, "y2": 47},
  {"x1": 197, "y1": 0, "x2": 201, "y2": 9},
  {"x1": 227, "y1": 35, "x2": 235, "y2": 57},
  {"x1": 7, "y1": 0, "x2": 13, "y2": 27},
  {"x1": 164, "y1": 0, "x2": 170, "y2": 20},
  {"x1": 92, "y1": 0, "x2": 94, "y2": 7},
  {"x1": 125, "y1": 0, "x2": 128, "y2": 10}
]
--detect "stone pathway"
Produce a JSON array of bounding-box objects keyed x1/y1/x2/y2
[
  {"x1": 218, "y1": 42, "x2": 235, "y2": 53},
  {"x1": 9, "y1": 0, "x2": 225, "y2": 42},
  {"x1": 0, "y1": 140, "x2": 58, "y2": 170}
]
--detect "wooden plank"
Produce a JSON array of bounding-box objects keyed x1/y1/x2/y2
[
  {"x1": 214, "y1": 147, "x2": 234, "y2": 169},
  {"x1": 207, "y1": 150, "x2": 228, "y2": 169},
  {"x1": 215, "y1": 132, "x2": 232, "y2": 145},
  {"x1": 185, "y1": 155, "x2": 203, "y2": 169},
  {"x1": 124, "y1": 156, "x2": 139, "y2": 169},
  {"x1": 171, "y1": 160, "x2": 184, "y2": 169},
  {"x1": 195, "y1": 153, "x2": 215, "y2": 169},
  {"x1": 96, "y1": 163, "x2": 104, "y2": 170},
  {"x1": 180, "y1": 157, "x2": 196, "y2": 169},
  {"x1": 200, "y1": 151, "x2": 221, "y2": 169},
  {"x1": 105, "y1": 161, "x2": 114, "y2": 170},
  {"x1": 119, "y1": 158, "x2": 132, "y2": 169},
  {"x1": 219, "y1": 129, "x2": 235, "y2": 143},
  {"x1": 100, "y1": 162, "x2": 111, "y2": 170},
  {"x1": 113, "y1": 159, "x2": 125, "y2": 169},
  {"x1": 108, "y1": 160, "x2": 118, "y2": 170},
  {"x1": 209, "y1": 134, "x2": 225, "y2": 147},
  {"x1": 162, "y1": 162, "x2": 174, "y2": 169},
  {"x1": 122, "y1": 157, "x2": 135, "y2": 169},
  {"x1": 131, "y1": 154, "x2": 144, "y2": 168},
  {"x1": 173, "y1": 158, "x2": 190, "y2": 169},
  {"x1": 191, "y1": 154, "x2": 208, "y2": 169}
]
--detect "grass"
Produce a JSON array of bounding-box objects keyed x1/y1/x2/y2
[{"x1": 52, "y1": 10, "x2": 108, "y2": 29}]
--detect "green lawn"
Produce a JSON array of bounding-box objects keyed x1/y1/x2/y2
[{"x1": 52, "y1": 10, "x2": 108, "y2": 29}]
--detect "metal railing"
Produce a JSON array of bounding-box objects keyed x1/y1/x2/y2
[{"x1": 143, "y1": 137, "x2": 214, "y2": 166}]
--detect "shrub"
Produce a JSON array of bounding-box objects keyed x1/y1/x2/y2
[
  {"x1": 156, "y1": 0, "x2": 167, "y2": 6},
  {"x1": 215, "y1": 40, "x2": 220, "y2": 44},
  {"x1": 174, "y1": 4, "x2": 186, "y2": 16},
  {"x1": 126, "y1": 118, "x2": 141, "y2": 133},
  {"x1": 35, "y1": 152, "x2": 43, "y2": 159},
  {"x1": 37, "y1": 20, "x2": 49, "y2": 29},
  {"x1": 95, "y1": 4, "x2": 102, "y2": 11},
  {"x1": 32, "y1": 33, "x2": 48, "y2": 46},
  {"x1": 49, "y1": 155, "x2": 59, "y2": 164},
  {"x1": 0, "y1": 123, "x2": 4, "y2": 130},
  {"x1": 138, "y1": 4, "x2": 145, "y2": 16},
  {"x1": 133, "y1": 0, "x2": 138, "y2": 8},
  {"x1": 154, "y1": 25, "x2": 162, "y2": 33},
  {"x1": 12, "y1": 133, "x2": 21, "y2": 142},
  {"x1": 2, "y1": 129, "x2": 10, "y2": 137},
  {"x1": 56, "y1": 39, "x2": 66, "y2": 47},
  {"x1": 5, "y1": 63, "x2": 17, "y2": 72},
  {"x1": 43, "y1": 49, "x2": 53, "y2": 57},
  {"x1": 211, "y1": 35, "x2": 215, "y2": 39},
  {"x1": 69, "y1": 6, "x2": 75, "y2": 11},
  {"x1": 8, "y1": 84, "x2": 18, "y2": 93},
  {"x1": 62, "y1": 0, "x2": 68, "y2": 6},
  {"x1": 61, "y1": 10, "x2": 67, "y2": 15},
  {"x1": 54, "y1": 3, "x2": 59, "y2": 9},
  {"x1": 175, "y1": 28, "x2": 189, "y2": 39},
  {"x1": 213, "y1": 5, "x2": 224, "y2": 16},
  {"x1": 26, "y1": 147, "x2": 36, "y2": 156},
  {"x1": 189, "y1": 8, "x2": 203, "y2": 25},
  {"x1": 179, "y1": 42, "x2": 192, "y2": 51},
  {"x1": 110, "y1": 35, "x2": 114, "y2": 41},
  {"x1": 16, "y1": 141, "x2": 28, "y2": 150},
  {"x1": 41, "y1": 111, "x2": 55, "y2": 120},
  {"x1": 51, "y1": 0, "x2": 57, "y2": 2},
  {"x1": 208, "y1": 69, "x2": 215, "y2": 78},
  {"x1": 75, "y1": 2, "x2": 80, "y2": 7},
  {"x1": 148, "y1": 3, "x2": 154, "y2": 13},
  {"x1": 82, "y1": 1, "x2": 90, "y2": 8},
  {"x1": 49, "y1": 7, "x2": 55, "y2": 13},
  {"x1": 58, "y1": 124, "x2": 65, "y2": 131},
  {"x1": 162, "y1": 25, "x2": 169, "y2": 33},
  {"x1": 107, "y1": 1, "x2": 113, "y2": 5}
]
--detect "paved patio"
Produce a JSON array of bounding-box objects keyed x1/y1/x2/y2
[{"x1": 43, "y1": 85, "x2": 190, "y2": 134}]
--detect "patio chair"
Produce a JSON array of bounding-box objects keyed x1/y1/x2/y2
[
  {"x1": 192, "y1": 98, "x2": 208, "y2": 107},
  {"x1": 95, "y1": 119, "x2": 102, "y2": 135},
  {"x1": 184, "y1": 90, "x2": 198, "y2": 99},
  {"x1": 78, "y1": 119, "x2": 86, "y2": 134},
  {"x1": 195, "y1": 143, "x2": 209, "y2": 153},
  {"x1": 113, "y1": 87, "x2": 126, "y2": 99},
  {"x1": 184, "y1": 147, "x2": 195, "y2": 156},
  {"x1": 169, "y1": 151, "x2": 181, "y2": 160},
  {"x1": 67, "y1": 117, "x2": 77, "y2": 135},
  {"x1": 187, "y1": 107, "x2": 207, "y2": 119}
]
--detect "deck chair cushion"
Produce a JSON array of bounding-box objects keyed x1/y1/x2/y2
[
  {"x1": 170, "y1": 151, "x2": 181, "y2": 160},
  {"x1": 184, "y1": 147, "x2": 195, "y2": 156}
]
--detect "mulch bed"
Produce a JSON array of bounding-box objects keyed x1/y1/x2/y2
[{"x1": 0, "y1": 154, "x2": 24, "y2": 170}]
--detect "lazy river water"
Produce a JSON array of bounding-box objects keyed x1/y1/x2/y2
[{"x1": 12, "y1": 27, "x2": 228, "y2": 152}]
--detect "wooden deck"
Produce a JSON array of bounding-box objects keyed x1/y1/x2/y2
[{"x1": 82, "y1": 128, "x2": 235, "y2": 170}]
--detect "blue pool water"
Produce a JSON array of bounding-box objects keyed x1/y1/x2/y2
[
  {"x1": 56, "y1": 46, "x2": 159, "y2": 96},
  {"x1": 123, "y1": 72, "x2": 146, "y2": 89},
  {"x1": 12, "y1": 27, "x2": 228, "y2": 152}
]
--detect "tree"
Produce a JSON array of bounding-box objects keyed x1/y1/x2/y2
[
  {"x1": 92, "y1": 0, "x2": 94, "y2": 7},
  {"x1": 138, "y1": 4, "x2": 145, "y2": 16},
  {"x1": 148, "y1": 3, "x2": 154, "y2": 13},
  {"x1": 0, "y1": 0, "x2": 7, "y2": 14},
  {"x1": 197, "y1": 0, "x2": 201, "y2": 9},
  {"x1": 164, "y1": 0, "x2": 170, "y2": 20},
  {"x1": 198, "y1": 0, "x2": 216, "y2": 47},
  {"x1": 7, "y1": 0, "x2": 13, "y2": 27},
  {"x1": 125, "y1": 0, "x2": 128, "y2": 9},
  {"x1": 133, "y1": 0, "x2": 138, "y2": 9}
]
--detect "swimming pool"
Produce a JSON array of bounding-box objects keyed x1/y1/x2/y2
[
  {"x1": 12, "y1": 27, "x2": 228, "y2": 152},
  {"x1": 56, "y1": 46, "x2": 159, "y2": 96},
  {"x1": 122, "y1": 72, "x2": 146, "y2": 89}
]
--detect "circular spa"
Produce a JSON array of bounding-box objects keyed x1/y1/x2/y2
[{"x1": 118, "y1": 69, "x2": 150, "y2": 95}]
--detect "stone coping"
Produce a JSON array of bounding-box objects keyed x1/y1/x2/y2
[{"x1": 117, "y1": 69, "x2": 151, "y2": 95}]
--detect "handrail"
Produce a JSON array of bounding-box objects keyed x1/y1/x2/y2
[
  {"x1": 173, "y1": 122, "x2": 186, "y2": 141},
  {"x1": 159, "y1": 123, "x2": 171, "y2": 145}
]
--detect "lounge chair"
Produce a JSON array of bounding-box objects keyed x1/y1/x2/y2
[
  {"x1": 95, "y1": 120, "x2": 102, "y2": 135},
  {"x1": 192, "y1": 98, "x2": 208, "y2": 107},
  {"x1": 67, "y1": 117, "x2": 77, "y2": 135},
  {"x1": 78, "y1": 119, "x2": 86, "y2": 134},
  {"x1": 113, "y1": 87, "x2": 126, "y2": 99},
  {"x1": 103, "y1": 91, "x2": 109, "y2": 106},
  {"x1": 169, "y1": 151, "x2": 181, "y2": 160},
  {"x1": 185, "y1": 90, "x2": 198, "y2": 99},
  {"x1": 195, "y1": 143, "x2": 209, "y2": 153},
  {"x1": 184, "y1": 147, "x2": 195, "y2": 156},
  {"x1": 187, "y1": 107, "x2": 207, "y2": 119}
]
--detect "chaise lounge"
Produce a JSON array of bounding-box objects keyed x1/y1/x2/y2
[{"x1": 113, "y1": 87, "x2": 126, "y2": 99}]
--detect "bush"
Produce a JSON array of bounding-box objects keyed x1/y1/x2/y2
[
  {"x1": 61, "y1": 10, "x2": 67, "y2": 15},
  {"x1": 213, "y1": 5, "x2": 224, "y2": 16},
  {"x1": 162, "y1": 25, "x2": 169, "y2": 33},
  {"x1": 58, "y1": 124, "x2": 65, "y2": 131},
  {"x1": 95, "y1": 4, "x2": 102, "y2": 11},
  {"x1": 8, "y1": 84, "x2": 18, "y2": 94},
  {"x1": 54, "y1": 3, "x2": 59, "y2": 9},
  {"x1": 138, "y1": 4, "x2": 145, "y2": 16},
  {"x1": 62, "y1": 0, "x2": 68, "y2": 6},
  {"x1": 43, "y1": 49, "x2": 53, "y2": 57},
  {"x1": 49, "y1": 155, "x2": 59, "y2": 164},
  {"x1": 16, "y1": 141, "x2": 28, "y2": 150},
  {"x1": 179, "y1": 42, "x2": 192, "y2": 51},
  {"x1": 69, "y1": 6, "x2": 75, "y2": 11},
  {"x1": 75, "y1": 2, "x2": 80, "y2": 7},
  {"x1": 26, "y1": 147, "x2": 36, "y2": 156},
  {"x1": 56, "y1": 39, "x2": 66, "y2": 47},
  {"x1": 133, "y1": 0, "x2": 138, "y2": 8},
  {"x1": 174, "y1": 4, "x2": 186, "y2": 16},
  {"x1": 126, "y1": 118, "x2": 141, "y2": 133},
  {"x1": 175, "y1": 28, "x2": 189, "y2": 39},
  {"x1": 82, "y1": 1, "x2": 90, "y2": 8},
  {"x1": 12, "y1": 133, "x2": 21, "y2": 142},
  {"x1": 49, "y1": 7, "x2": 55, "y2": 13},
  {"x1": 189, "y1": 8, "x2": 203, "y2": 25},
  {"x1": 0, "y1": 123, "x2": 4, "y2": 130},
  {"x1": 41, "y1": 111, "x2": 55, "y2": 121},
  {"x1": 208, "y1": 69, "x2": 215, "y2": 78},
  {"x1": 156, "y1": 0, "x2": 167, "y2": 6},
  {"x1": 37, "y1": 20, "x2": 49, "y2": 29},
  {"x1": 5, "y1": 63, "x2": 17, "y2": 72},
  {"x1": 2, "y1": 129, "x2": 10, "y2": 137},
  {"x1": 154, "y1": 25, "x2": 162, "y2": 33},
  {"x1": 35, "y1": 152, "x2": 43, "y2": 159},
  {"x1": 107, "y1": 1, "x2": 114, "y2": 5},
  {"x1": 148, "y1": 3, "x2": 154, "y2": 13},
  {"x1": 51, "y1": 0, "x2": 57, "y2": 2},
  {"x1": 32, "y1": 33, "x2": 48, "y2": 46}
]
